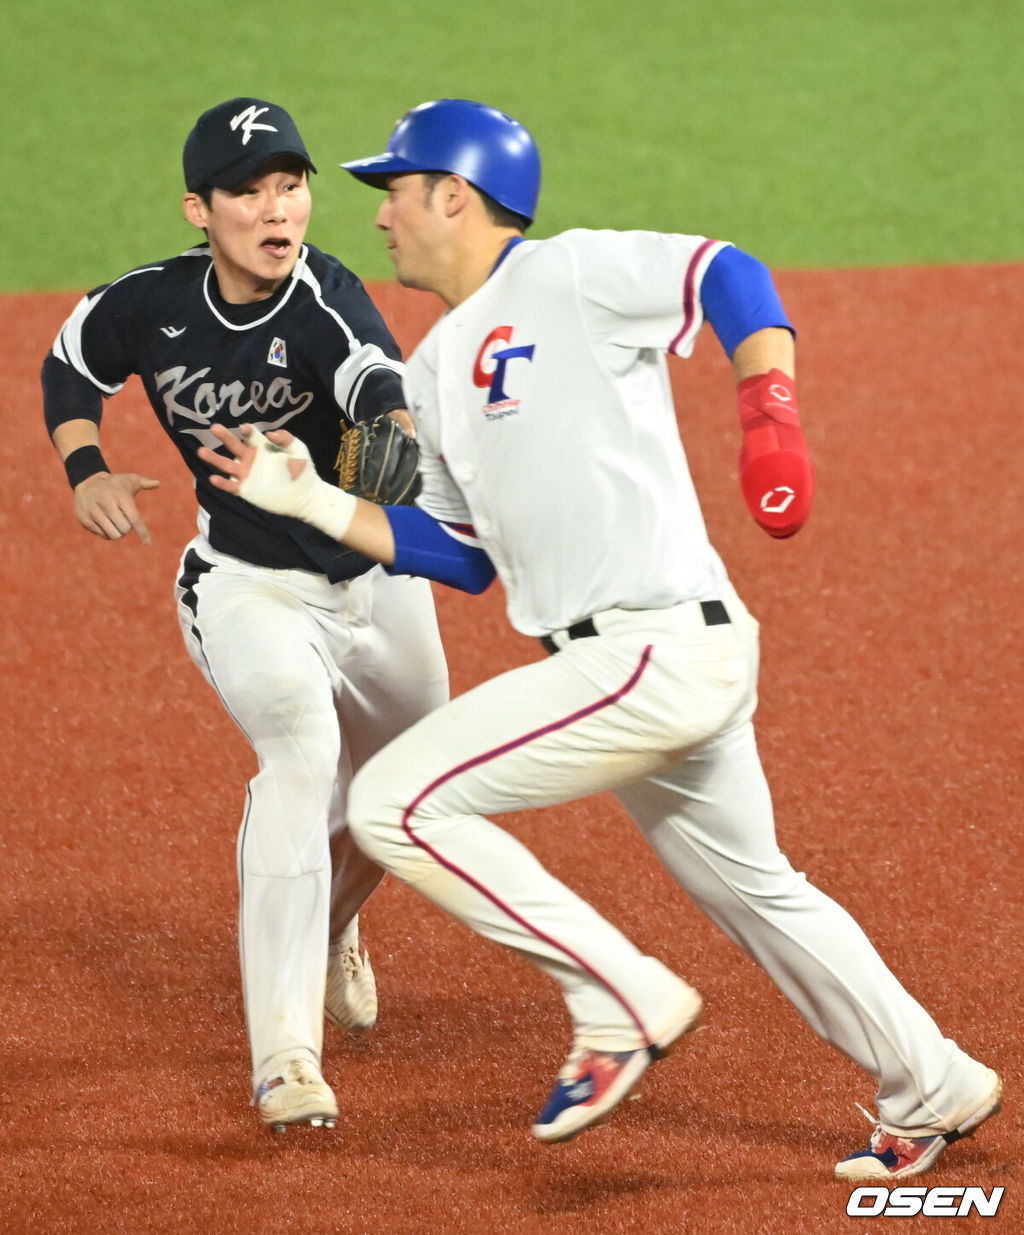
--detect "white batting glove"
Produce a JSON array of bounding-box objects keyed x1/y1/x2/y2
[{"x1": 238, "y1": 427, "x2": 358, "y2": 541}]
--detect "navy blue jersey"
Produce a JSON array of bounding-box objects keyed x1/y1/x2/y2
[{"x1": 45, "y1": 243, "x2": 407, "y2": 581}]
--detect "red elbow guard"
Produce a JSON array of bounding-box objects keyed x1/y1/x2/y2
[{"x1": 737, "y1": 369, "x2": 814, "y2": 538}]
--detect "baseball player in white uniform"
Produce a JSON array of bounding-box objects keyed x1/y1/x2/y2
[
  {"x1": 42, "y1": 98, "x2": 449, "y2": 1131},
  {"x1": 199, "y1": 99, "x2": 1001, "y2": 1176}
]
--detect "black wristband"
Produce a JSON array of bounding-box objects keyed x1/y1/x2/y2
[{"x1": 64, "y1": 444, "x2": 110, "y2": 489}]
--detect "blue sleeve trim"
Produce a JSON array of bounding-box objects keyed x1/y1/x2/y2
[
  {"x1": 700, "y1": 247, "x2": 794, "y2": 359},
  {"x1": 384, "y1": 504, "x2": 496, "y2": 594}
]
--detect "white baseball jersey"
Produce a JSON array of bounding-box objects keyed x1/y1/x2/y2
[
  {"x1": 346, "y1": 226, "x2": 996, "y2": 1139},
  {"x1": 407, "y1": 229, "x2": 731, "y2": 636}
]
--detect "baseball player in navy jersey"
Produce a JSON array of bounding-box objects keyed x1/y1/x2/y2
[
  {"x1": 42, "y1": 98, "x2": 450, "y2": 1131},
  {"x1": 200, "y1": 99, "x2": 1002, "y2": 1175}
]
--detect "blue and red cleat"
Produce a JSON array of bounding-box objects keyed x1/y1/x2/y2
[
  {"x1": 532, "y1": 1046, "x2": 657, "y2": 1143},
  {"x1": 835, "y1": 1070, "x2": 1003, "y2": 1180},
  {"x1": 532, "y1": 986, "x2": 702, "y2": 1143}
]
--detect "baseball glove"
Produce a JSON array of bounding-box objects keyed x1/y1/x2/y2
[{"x1": 334, "y1": 414, "x2": 421, "y2": 505}]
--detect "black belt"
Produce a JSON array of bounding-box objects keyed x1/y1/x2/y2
[{"x1": 540, "y1": 600, "x2": 730, "y2": 655}]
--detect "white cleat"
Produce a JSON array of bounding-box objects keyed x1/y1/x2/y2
[
  {"x1": 255, "y1": 1058, "x2": 339, "y2": 1132},
  {"x1": 324, "y1": 941, "x2": 378, "y2": 1033}
]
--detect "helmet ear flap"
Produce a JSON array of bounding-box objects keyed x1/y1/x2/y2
[{"x1": 341, "y1": 99, "x2": 541, "y2": 223}]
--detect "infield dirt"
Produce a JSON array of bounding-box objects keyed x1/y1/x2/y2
[{"x1": 2, "y1": 266, "x2": 1020, "y2": 1233}]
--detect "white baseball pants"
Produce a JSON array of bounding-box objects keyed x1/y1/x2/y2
[
  {"x1": 347, "y1": 585, "x2": 991, "y2": 1134},
  {"x1": 175, "y1": 535, "x2": 449, "y2": 1089}
]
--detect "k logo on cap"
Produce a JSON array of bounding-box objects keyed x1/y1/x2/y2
[
  {"x1": 183, "y1": 97, "x2": 317, "y2": 193},
  {"x1": 230, "y1": 104, "x2": 279, "y2": 146}
]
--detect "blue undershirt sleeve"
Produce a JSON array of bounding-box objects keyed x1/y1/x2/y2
[
  {"x1": 384, "y1": 504, "x2": 496, "y2": 594},
  {"x1": 700, "y1": 246, "x2": 794, "y2": 359}
]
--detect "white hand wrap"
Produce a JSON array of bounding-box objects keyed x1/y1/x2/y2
[{"x1": 237, "y1": 428, "x2": 358, "y2": 542}]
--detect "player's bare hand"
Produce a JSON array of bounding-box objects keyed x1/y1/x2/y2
[
  {"x1": 73, "y1": 471, "x2": 160, "y2": 545},
  {"x1": 388, "y1": 407, "x2": 416, "y2": 439}
]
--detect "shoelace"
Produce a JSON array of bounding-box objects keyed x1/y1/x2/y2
[
  {"x1": 853, "y1": 1102, "x2": 888, "y2": 1151},
  {"x1": 854, "y1": 1101, "x2": 877, "y2": 1126},
  {"x1": 854, "y1": 1102, "x2": 931, "y2": 1154},
  {"x1": 338, "y1": 946, "x2": 363, "y2": 979}
]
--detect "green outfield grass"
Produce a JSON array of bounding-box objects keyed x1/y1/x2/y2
[{"x1": 6, "y1": 0, "x2": 1022, "y2": 291}]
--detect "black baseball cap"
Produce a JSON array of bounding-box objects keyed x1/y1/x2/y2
[{"x1": 183, "y1": 97, "x2": 317, "y2": 192}]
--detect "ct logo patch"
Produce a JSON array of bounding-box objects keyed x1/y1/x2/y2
[{"x1": 473, "y1": 325, "x2": 535, "y2": 419}]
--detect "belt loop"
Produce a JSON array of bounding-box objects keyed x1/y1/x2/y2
[
  {"x1": 700, "y1": 600, "x2": 730, "y2": 626},
  {"x1": 540, "y1": 615, "x2": 599, "y2": 655},
  {"x1": 567, "y1": 617, "x2": 598, "y2": 640}
]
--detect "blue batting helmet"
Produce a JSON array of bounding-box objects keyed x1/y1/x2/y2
[{"x1": 340, "y1": 99, "x2": 541, "y2": 222}]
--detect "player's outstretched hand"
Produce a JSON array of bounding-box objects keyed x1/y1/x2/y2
[
  {"x1": 73, "y1": 471, "x2": 160, "y2": 545},
  {"x1": 199, "y1": 424, "x2": 358, "y2": 541},
  {"x1": 199, "y1": 423, "x2": 311, "y2": 499}
]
